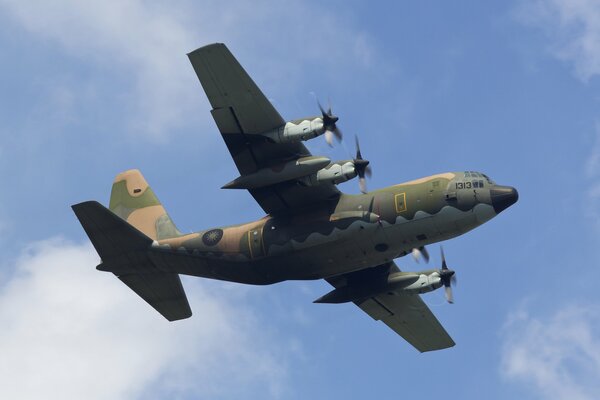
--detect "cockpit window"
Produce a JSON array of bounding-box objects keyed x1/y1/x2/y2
[
  {"x1": 458, "y1": 172, "x2": 493, "y2": 188},
  {"x1": 464, "y1": 171, "x2": 483, "y2": 178},
  {"x1": 482, "y1": 174, "x2": 495, "y2": 184}
]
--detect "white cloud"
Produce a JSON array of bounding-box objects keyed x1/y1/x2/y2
[
  {"x1": 0, "y1": 0, "x2": 378, "y2": 140},
  {"x1": 0, "y1": 238, "x2": 288, "y2": 400},
  {"x1": 500, "y1": 304, "x2": 600, "y2": 400},
  {"x1": 0, "y1": 0, "x2": 201, "y2": 140},
  {"x1": 516, "y1": 0, "x2": 600, "y2": 81}
]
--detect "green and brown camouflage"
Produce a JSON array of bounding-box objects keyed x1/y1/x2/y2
[
  {"x1": 72, "y1": 43, "x2": 518, "y2": 352},
  {"x1": 109, "y1": 170, "x2": 181, "y2": 240},
  {"x1": 104, "y1": 168, "x2": 514, "y2": 285}
]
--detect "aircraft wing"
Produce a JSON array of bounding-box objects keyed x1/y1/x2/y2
[
  {"x1": 326, "y1": 262, "x2": 455, "y2": 352},
  {"x1": 188, "y1": 43, "x2": 340, "y2": 215}
]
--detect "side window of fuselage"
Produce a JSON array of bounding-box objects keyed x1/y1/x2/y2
[{"x1": 395, "y1": 193, "x2": 407, "y2": 213}]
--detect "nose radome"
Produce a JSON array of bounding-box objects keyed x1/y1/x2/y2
[{"x1": 490, "y1": 186, "x2": 518, "y2": 214}]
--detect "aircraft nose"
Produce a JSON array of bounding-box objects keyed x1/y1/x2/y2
[{"x1": 490, "y1": 186, "x2": 518, "y2": 214}]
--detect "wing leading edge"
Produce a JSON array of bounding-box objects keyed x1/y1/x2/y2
[{"x1": 325, "y1": 262, "x2": 455, "y2": 352}]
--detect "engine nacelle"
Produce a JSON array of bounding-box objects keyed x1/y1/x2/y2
[
  {"x1": 314, "y1": 270, "x2": 444, "y2": 304},
  {"x1": 399, "y1": 272, "x2": 443, "y2": 295},
  {"x1": 299, "y1": 160, "x2": 357, "y2": 187},
  {"x1": 222, "y1": 156, "x2": 331, "y2": 189},
  {"x1": 262, "y1": 117, "x2": 325, "y2": 143}
]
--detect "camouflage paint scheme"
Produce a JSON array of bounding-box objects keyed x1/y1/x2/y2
[
  {"x1": 73, "y1": 43, "x2": 518, "y2": 352},
  {"x1": 110, "y1": 169, "x2": 507, "y2": 285}
]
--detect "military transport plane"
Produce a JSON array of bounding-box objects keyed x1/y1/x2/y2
[{"x1": 72, "y1": 43, "x2": 518, "y2": 352}]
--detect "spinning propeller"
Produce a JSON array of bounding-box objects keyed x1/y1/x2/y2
[
  {"x1": 439, "y1": 247, "x2": 457, "y2": 304},
  {"x1": 354, "y1": 136, "x2": 372, "y2": 193},
  {"x1": 318, "y1": 100, "x2": 343, "y2": 146},
  {"x1": 412, "y1": 246, "x2": 430, "y2": 263}
]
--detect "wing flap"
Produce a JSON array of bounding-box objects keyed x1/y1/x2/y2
[{"x1": 211, "y1": 107, "x2": 259, "y2": 175}]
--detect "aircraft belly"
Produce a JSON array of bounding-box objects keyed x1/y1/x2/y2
[{"x1": 151, "y1": 204, "x2": 498, "y2": 285}]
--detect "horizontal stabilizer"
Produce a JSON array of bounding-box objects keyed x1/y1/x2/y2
[{"x1": 119, "y1": 272, "x2": 192, "y2": 321}]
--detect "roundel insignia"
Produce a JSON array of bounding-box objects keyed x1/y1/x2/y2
[{"x1": 202, "y1": 229, "x2": 223, "y2": 246}]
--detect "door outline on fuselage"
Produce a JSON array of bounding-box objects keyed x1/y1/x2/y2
[{"x1": 247, "y1": 228, "x2": 265, "y2": 259}]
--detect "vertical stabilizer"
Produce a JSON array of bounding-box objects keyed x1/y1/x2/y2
[{"x1": 109, "y1": 169, "x2": 181, "y2": 240}]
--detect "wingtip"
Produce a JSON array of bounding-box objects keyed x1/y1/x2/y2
[
  {"x1": 166, "y1": 310, "x2": 193, "y2": 322},
  {"x1": 187, "y1": 42, "x2": 227, "y2": 57},
  {"x1": 71, "y1": 200, "x2": 101, "y2": 213}
]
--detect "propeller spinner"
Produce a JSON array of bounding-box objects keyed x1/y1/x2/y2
[
  {"x1": 354, "y1": 136, "x2": 372, "y2": 193},
  {"x1": 318, "y1": 100, "x2": 343, "y2": 146}
]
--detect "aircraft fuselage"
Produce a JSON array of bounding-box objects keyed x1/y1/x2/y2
[{"x1": 148, "y1": 171, "x2": 517, "y2": 284}]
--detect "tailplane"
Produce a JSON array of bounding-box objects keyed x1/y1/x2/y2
[{"x1": 72, "y1": 174, "x2": 192, "y2": 321}]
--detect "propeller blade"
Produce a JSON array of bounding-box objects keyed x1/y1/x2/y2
[
  {"x1": 359, "y1": 177, "x2": 367, "y2": 194},
  {"x1": 318, "y1": 100, "x2": 326, "y2": 116},
  {"x1": 355, "y1": 136, "x2": 363, "y2": 159},
  {"x1": 411, "y1": 247, "x2": 430, "y2": 264},
  {"x1": 317, "y1": 99, "x2": 342, "y2": 144},
  {"x1": 412, "y1": 248, "x2": 421, "y2": 263},
  {"x1": 365, "y1": 165, "x2": 372, "y2": 178},
  {"x1": 421, "y1": 246, "x2": 430, "y2": 263},
  {"x1": 333, "y1": 127, "x2": 343, "y2": 141},
  {"x1": 440, "y1": 246, "x2": 448, "y2": 270},
  {"x1": 438, "y1": 246, "x2": 455, "y2": 303},
  {"x1": 325, "y1": 130, "x2": 334, "y2": 147},
  {"x1": 353, "y1": 135, "x2": 372, "y2": 193},
  {"x1": 445, "y1": 285, "x2": 454, "y2": 304}
]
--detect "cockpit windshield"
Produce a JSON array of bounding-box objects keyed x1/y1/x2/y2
[
  {"x1": 481, "y1": 173, "x2": 495, "y2": 184},
  {"x1": 463, "y1": 171, "x2": 495, "y2": 186}
]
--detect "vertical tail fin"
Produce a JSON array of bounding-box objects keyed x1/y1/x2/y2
[{"x1": 109, "y1": 169, "x2": 181, "y2": 240}]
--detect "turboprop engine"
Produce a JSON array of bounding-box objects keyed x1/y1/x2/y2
[
  {"x1": 300, "y1": 136, "x2": 372, "y2": 193},
  {"x1": 314, "y1": 248, "x2": 457, "y2": 304},
  {"x1": 299, "y1": 160, "x2": 357, "y2": 186},
  {"x1": 262, "y1": 102, "x2": 343, "y2": 145}
]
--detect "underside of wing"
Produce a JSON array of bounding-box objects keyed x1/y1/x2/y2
[
  {"x1": 325, "y1": 262, "x2": 455, "y2": 352},
  {"x1": 188, "y1": 43, "x2": 340, "y2": 215},
  {"x1": 357, "y1": 293, "x2": 455, "y2": 352},
  {"x1": 119, "y1": 272, "x2": 192, "y2": 322},
  {"x1": 188, "y1": 43, "x2": 284, "y2": 135}
]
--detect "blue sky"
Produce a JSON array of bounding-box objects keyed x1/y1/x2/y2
[{"x1": 1, "y1": 0, "x2": 599, "y2": 399}]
